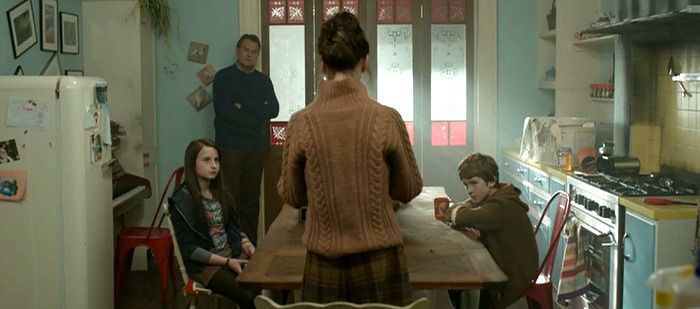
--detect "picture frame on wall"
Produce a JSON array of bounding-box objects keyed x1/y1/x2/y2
[
  {"x1": 65, "y1": 70, "x2": 84, "y2": 76},
  {"x1": 41, "y1": 53, "x2": 62, "y2": 76},
  {"x1": 60, "y1": 12, "x2": 79, "y2": 54},
  {"x1": 40, "y1": 0, "x2": 58, "y2": 51},
  {"x1": 7, "y1": 0, "x2": 38, "y2": 58}
]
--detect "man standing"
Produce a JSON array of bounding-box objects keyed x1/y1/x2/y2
[{"x1": 213, "y1": 34, "x2": 279, "y2": 245}]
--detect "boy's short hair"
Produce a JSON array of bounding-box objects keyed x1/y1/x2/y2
[{"x1": 457, "y1": 152, "x2": 500, "y2": 184}]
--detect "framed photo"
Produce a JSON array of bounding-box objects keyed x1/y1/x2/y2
[
  {"x1": 41, "y1": 53, "x2": 62, "y2": 76},
  {"x1": 187, "y1": 41, "x2": 209, "y2": 63},
  {"x1": 14, "y1": 66, "x2": 24, "y2": 76},
  {"x1": 40, "y1": 0, "x2": 58, "y2": 51},
  {"x1": 65, "y1": 70, "x2": 84, "y2": 76},
  {"x1": 197, "y1": 64, "x2": 216, "y2": 85},
  {"x1": 60, "y1": 12, "x2": 79, "y2": 54},
  {"x1": 187, "y1": 86, "x2": 213, "y2": 111},
  {"x1": 7, "y1": 0, "x2": 38, "y2": 58}
]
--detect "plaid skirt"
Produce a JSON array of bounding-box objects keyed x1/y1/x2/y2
[{"x1": 302, "y1": 244, "x2": 411, "y2": 305}]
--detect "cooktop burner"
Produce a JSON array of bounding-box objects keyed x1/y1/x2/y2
[{"x1": 573, "y1": 173, "x2": 698, "y2": 196}]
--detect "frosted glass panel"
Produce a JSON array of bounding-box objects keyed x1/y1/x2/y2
[
  {"x1": 270, "y1": 25, "x2": 305, "y2": 121},
  {"x1": 377, "y1": 24, "x2": 414, "y2": 121},
  {"x1": 431, "y1": 24, "x2": 466, "y2": 121}
]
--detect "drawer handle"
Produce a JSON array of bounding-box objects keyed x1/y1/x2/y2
[
  {"x1": 516, "y1": 167, "x2": 525, "y2": 174},
  {"x1": 504, "y1": 162, "x2": 510, "y2": 167}
]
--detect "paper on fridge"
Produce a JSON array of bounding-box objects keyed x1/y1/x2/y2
[{"x1": 5, "y1": 97, "x2": 49, "y2": 131}]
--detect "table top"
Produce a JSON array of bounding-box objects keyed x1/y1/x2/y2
[{"x1": 237, "y1": 186, "x2": 508, "y2": 290}]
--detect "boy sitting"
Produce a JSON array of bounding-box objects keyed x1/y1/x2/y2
[{"x1": 444, "y1": 153, "x2": 538, "y2": 309}]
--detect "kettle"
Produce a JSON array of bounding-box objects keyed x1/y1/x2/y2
[{"x1": 598, "y1": 155, "x2": 641, "y2": 176}]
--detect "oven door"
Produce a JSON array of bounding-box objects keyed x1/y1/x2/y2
[{"x1": 576, "y1": 217, "x2": 619, "y2": 309}]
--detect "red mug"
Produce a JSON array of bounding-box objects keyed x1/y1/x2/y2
[{"x1": 434, "y1": 197, "x2": 450, "y2": 220}]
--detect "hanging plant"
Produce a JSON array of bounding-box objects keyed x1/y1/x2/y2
[{"x1": 138, "y1": 0, "x2": 172, "y2": 41}]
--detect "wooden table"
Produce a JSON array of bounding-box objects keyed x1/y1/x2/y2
[{"x1": 237, "y1": 187, "x2": 507, "y2": 290}]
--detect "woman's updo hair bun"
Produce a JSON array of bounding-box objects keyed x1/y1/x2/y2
[{"x1": 318, "y1": 11, "x2": 369, "y2": 72}]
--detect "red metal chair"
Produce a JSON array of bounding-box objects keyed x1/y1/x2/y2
[
  {"x1": 525, "y1": 190, "x2": 572, "y2": 309},
  {"x1": 114, "y1": 167, "x2": 184, "y2": 304}
]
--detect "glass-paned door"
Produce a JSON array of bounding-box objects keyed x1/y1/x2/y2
[
  {"x1": 263, "y1": 0, "x2": 474, "y2": 212},
  {"x1": 375, "y1": 0, "x2": 473, "y2": 200}
]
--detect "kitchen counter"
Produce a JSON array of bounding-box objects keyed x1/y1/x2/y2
[
  {"x1": 503, "y1": 148, "x2": 571, "y2": 181},
  {"x1": 502, "y1": 148, "x2": 698, "y2": 221},
  {"x1": 620, "y1": 196, "x2": 697, "y2": 220}
]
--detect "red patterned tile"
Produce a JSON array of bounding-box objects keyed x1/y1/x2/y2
[
  {"x1": 288, "y1": 0, "x2": 305, "y2": 23},
  {"x1": 405, "y1": 121, "x2": 414, "y2": 145},
  {"x1": 377, "y1": 0, "x2": 394, "y2": 23},
  {"x1": 323, "y1": 0, "x2": 340, "y2": 20},
  {"x1": 396, "y1": 0, "x2": 412, "y2": 23},
  {"x1": 270, "y1": 0, "x2": 287, "y2": 24},
  {"x1": 431, "y1": 0, "x2": 448, "y2": 23},
  {"x1": 449, "y1": 121, "x2": 467, "y2": 145},
  {"x1": 449, "y1": 0, "x2": 466, "y2": 22},
  {"x1": 431, "y1": 121, "x2": 449, "y2": 146},
  {"x1": 270, "y1": 122, "x2": 288, "y2": 146},
  {"x1": 343, "y1": 0, "x2": 360, "y2": 18}
]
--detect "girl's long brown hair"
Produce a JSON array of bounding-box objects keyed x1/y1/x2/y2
[{"x1": 178, "y1": 138, "x2": 233, "y2": 220}]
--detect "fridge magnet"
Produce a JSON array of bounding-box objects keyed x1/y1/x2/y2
[
  {"x1": 187, "y1": 86, "x2": 213, "y2": 111},
  {"x1": 187, "y1": 41, "x2": 209, "y2": 63},
  {"x1": 0, "y1": 139, "x2": 20, "y2": 164},
  {"x1": 95, "y1": 83, "x2": 108, "y2": 104},
  {"x1": 6, "y1": 97, "x2": 49, "y2": 131},
  {"x1": 40, "y1": 0, "x2": 58, "y2": 51},
  {"x1": 60, "y1": 12, "x2": 79, "y2": 54},
  {"x1": 100, "y1": 104, "x2": 112, "y2": 145},
  {"x1": 0, "y1": 170, "x2": 27, "y2": 201},
  {"x1": 89, "y1": 133, "x2": 103, "y2": 163},
  {"x1": 41, "y1": 52, "x2": 62, "y2": 76},
  {"x1": 7, "y1": 0, "x2": 38, "y2": 59},
  {"x1": 197, "y1": 64, "x2": 216, "y2": 85},
  {"x1": 84, "y1": 104, "x2": 99, "y2": 130}
]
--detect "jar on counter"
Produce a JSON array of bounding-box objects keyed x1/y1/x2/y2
[{"x1": 559, "y1": 147, "x2": 573, "y2": 172}]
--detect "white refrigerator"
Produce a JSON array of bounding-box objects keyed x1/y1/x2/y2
[{"x1": 0, "y1": 76, "x2": 114, "y2": 309}]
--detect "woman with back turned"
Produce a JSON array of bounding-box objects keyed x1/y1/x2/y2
[{"x1": 277, "y1": 11, "x2": 423, "y2": 305}]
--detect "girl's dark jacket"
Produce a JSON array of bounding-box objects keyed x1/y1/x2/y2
[{"x1": 168, "y1": 188, "x2": 244, "y2": 273}]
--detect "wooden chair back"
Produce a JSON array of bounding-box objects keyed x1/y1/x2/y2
[{"x1": 254, "y1": 295, "x2": 430, "y2": 309}]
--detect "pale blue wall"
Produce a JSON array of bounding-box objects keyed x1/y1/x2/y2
[
  {"x1": 497, "y1": 0, "x2": 554, "y2": 158},
  {"x1": 155, "y1": 0, "x2": 239, "y2": 183},
  {"x1": 1, "y1": 0, "x2": 83, "y2": 75}
]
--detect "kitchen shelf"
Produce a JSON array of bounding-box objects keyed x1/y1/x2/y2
[
  {"x1": 579, "y1": 6, "x2": 700, "y2": 43},
  {"x1": 672, "y1": 73, "x2": 700, "y2": 82},
  {"x1": 573, "y1": 34, "x2": 617, "y2": 46}
]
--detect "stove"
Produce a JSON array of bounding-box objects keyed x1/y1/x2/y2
[
  {"x1": 566, "y1": 172, "x2": 698, "y2": 309},
  {"x1": 572, "y1": 173, "x2": 698, "y2": 197}
]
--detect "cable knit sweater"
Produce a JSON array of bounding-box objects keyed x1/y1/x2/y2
[{"x1": 277, "y1": 78, "x2": 423, "y2": 258}]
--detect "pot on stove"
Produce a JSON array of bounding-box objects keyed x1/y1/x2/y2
[{"x1": 597, "y1": 155, "x2": 641, "y2": 176}]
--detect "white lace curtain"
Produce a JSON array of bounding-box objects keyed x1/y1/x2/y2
[{"x1": 239, "y1": 1, "x2": 262, "y2": 69}]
